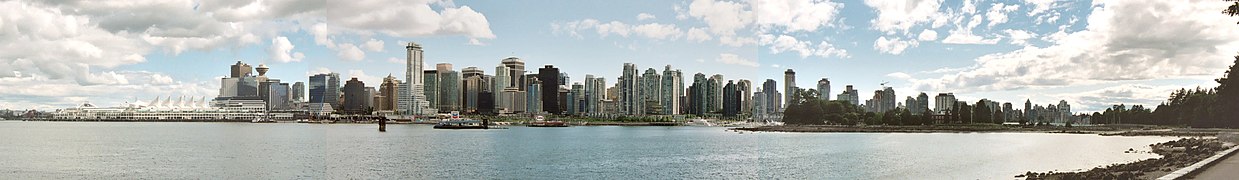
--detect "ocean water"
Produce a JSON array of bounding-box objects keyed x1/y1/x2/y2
[{"x1": 0, "y1": 121, "x2": 1177, "y2": 179}]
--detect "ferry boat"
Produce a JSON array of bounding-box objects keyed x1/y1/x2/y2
[
  {"x1": 250, "y1": 117, "x2": 276, "y2": 123},
  {"x1": 433, "y1": 119, "x2": 489, "y2": 129},
  {"x1": 527, "y1": 115, "x2": 570, "y2": 127}
]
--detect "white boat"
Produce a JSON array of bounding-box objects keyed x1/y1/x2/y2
[
  {"x1": 685, "y1": 119, "x2": 716, "y2": 126},
  {"x1": 250, "y1": 117, "x2": 276, "y2": 123}
]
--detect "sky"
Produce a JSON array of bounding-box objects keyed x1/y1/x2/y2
[{"x1": 2, "y1": 0, "x2": 1238, "y2": 113}]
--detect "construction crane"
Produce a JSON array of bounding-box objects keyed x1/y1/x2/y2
[{"x1": 880, "y1": 81, "x2": 889, "y2": 88}]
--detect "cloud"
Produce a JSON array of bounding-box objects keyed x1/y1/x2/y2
[
  {"x1": 269, "y1": 36, "x2": 304, "y2": 63},
  {"x1": 918, "y1": 29, "x2": 939, "y2": 41},
  {"x1": 637, "y1": 13, "x2": 657, "y2": 21},
  {"x1": 336, "y1": 43, "x2": 365, "y2": 61},
  {"x1": 686, "y1": 27, "x2": 713, "y2": 42},
  {"x1": 715, "y1": 53, "x2": 759, "y2": 67},
  {"x1": 552, "y1": 19, "x2": 685, "y2": 40},
  {"x1": 755, "y1": 0, "x2": 844, "y2": 32},
  {"x1": 985, "y1": 3, "x2": 1020, "y2": 27},
  {"x1": 909, "y1": 0, "x2": 1239, "y2": 93},
  {"x1": 363, "y1": 38, "x2": 385, "y2": 52},
  {"x1": 886, "y1": 72, "x2": 913, "y2": 80},
  {"x1": 759, "y1": 34, "x2": 849, "y2": 58},
  {"x1": 1054, "y1": 84, "x2": 1181, "y2": 112},
  {"x1": 0, "y1": 71, "x2": 215, "y2": 110},
  {"x1": 863, "y1": 0, "x2": 943, "y2": 34},
  {"x1": 873, "y1": 36, "x2": 919, "y2": 55},
  {"x1": 941, "y1": 14, "x2": 1001, "y2": 44},
  {"x1": 687, "y1": 0, "x2": 753, "y2": 36},
  {"x1": 1003, "y1": 29, "x2": 1036, "y2": 46}
]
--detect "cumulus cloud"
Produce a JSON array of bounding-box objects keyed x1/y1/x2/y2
[
  {"x1": 552, "y1": 19, "x2": 685, "y2": 40},
  {"x1": 687, "y1": 0, "x2": 753, "y2": 36},
  {"x1": 269, "y1": 36, "x2": 304, "y2": 63},
  {"x1": 985, "y1": 3, "x2": 1020, "y2": 27},
  {"x1": 716, "y1": 53, "x2": 759, "y2": 67},
  {"x1": 873, "y1": 36, "x2": 919, "y2": 55},
  {"x1": 755, "y1": 0, "x2": 844, "y2": 32},
  {"x1": 759, "y1": 34, "x2": 849, "y2": 58},
  {"x1": 686, "y1": 27, "x2": 713, "y2": 42},
  {"x1": 336, "y1": 43, "x2": 365, "y2": 61},
  {"x1": 637, "y1": 13, "x2": 657, "y2": 21},
  {"x1": 863, "y1": 0, "x2": 943, "y2": 34},
  {"x1": 918, "y1": 29, "x2": 939, "y2": 41},
  {"x1": 909, "y1": 0, "x2": 1239, "y2": 93},
  {"x1": 363, "y1": 38, "x2": 385, "y2": 52}
]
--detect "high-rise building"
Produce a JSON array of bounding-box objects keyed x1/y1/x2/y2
[
  {"x1": 501, "y1": 57, "x2": 526, "y2": 90},
  {"x1": 569, "y1": 83, "x2": 584, "y2": 115},
  {"x1": 761, "y1": 79, "x2": 782, "y2": 114},
  {"x1": 837, "y1": 85, "x2": 859, "y2": 105},
  {"x1": 935, "y1": 93, "x2": 957, "y2": 114},
  {"x1": 494, "y1": 65, "x2": 512, "y2": 113},
  {"x1": 707, "y1": 74, "x2": 724, "y2": 113},
  {"x1": 267, "y1": 82, "x2": 290, "y2": 110},
  {"x1": 737, "y1": 79, "x2": 752, "y2": 114},
  {"x1": 661, "y1": 65, "x2": 683, "y2": 115},
  {"x1": 292, "y1": 82, "x2": 305, "y2": 102},
  {"x1": 526, "y1": 77, "x2": 542, "y2": 113},
  {"x1": 784, "y1": 69, "x2": 796, "y2": 108},
  {"x1": 308, "y1": 73, "x2": 340, "y2": 108},
  {"x1": 342, "y1": 78, "x2": 369, "y2": 114},
  {"x1": 230, "y1": 61, "x2": 252, "y2": 78},
  {"x1": 691, "y1": 73, "x2": 707, "y2": 115},
  {"x1": 641, "y1": 68, "x2": 661, "y2": 115},
  {"x1": 1058, "y1": 100, "x2": 1071, "y2": 124},
  {"x1": 817, "y1": 78, "x2": 830, "y2": 101},
  {"x1": 435, "y1": 63, "x2": 461, "y2": 112},
  {"x1": 723, "y1": 80, "x2": 740, "y2": 117},
  {"x1": 404, "y1": 42, "x2": 432, "y2": 115},
  {"x1": 379, "y1": 75, "x2": 399, "y2": 111},
  {"x1": 463, "y1": 67, "x2": 486, "y2": 114},
  {"x1": 914, "y1": 92, "x2": 929, "y2": 114},
  {"x1": 422, "y1": 70, "x2": 439, "y2": 110},
  {"x1": 584, "y1": 75, "x2": 606, "y2": 115},
  {"x1": 538, "y1": 65, "x2": 562, "y2": 114},
  {"x1": 619, "y1": 63, "x2": 640, "y2": 115}
]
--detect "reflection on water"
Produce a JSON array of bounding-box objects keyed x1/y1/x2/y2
[{"x1": 0, "y1": 121, "x2": 1176, "y2": 179}]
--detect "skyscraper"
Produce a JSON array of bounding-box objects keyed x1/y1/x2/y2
[
  {"x1": 292, "y1": 82, "x2": 305, "y2": 102},
  {"x1": 784, "y1": 69, "x2": 796, "y2": 108},
  {"x1": 437, "y1": 63, "x2": 461, "y2": 112},
  {"x1": 342, "y1": 77, "x2": 368, "y2": 114},
  {"x1": 737, "y1": 79, "x2": 752, "y2": 114},
  {"x1": 661, "y1": 65, "x2": 683, "y2": 115},
  {"x1": 405, "y1": 42, "x2": 432, "y2": 115},
  {"x1": 641, "y1": 68, "x2": 661, "y2": 115},
  {"x1": 916, "y1": 92, "x2": 929, "y2": 113},
  {"x1": 501, "y1": 57, "x2": 526, "y2": 90},
  {"x1": 463, "y1": 67, "x2": 486, "y2": 113},
  {"x1": 538, "y1": 65, "x2": 562, "y2": 114},
  {"x1": 708, "y1": 74, "x2": 724, "y2": 113},
  {"x1": 837, "y1": 85, "x2": 859, "y2": 105},
  {"x1": 619, "y1": 63, "x2": 640, "y2": 115},
  {"x1": 230, "y1": 61, "x2": 252, "y2": 78},
  {"x1": 688, "y1": 74, "x2": 706, "y2": 116},
  {"x1": 494, "y1": 65, "x2": 512, "y2": 113},
  {"x1": 935, "y1": 93, "x2": 957, "y2": 114},
  {"x1": 761, "y1": 79, "x2": 782, "y2": 114},
  {"x1": 309, "y1": 73, "x2": 340, "y2": 110},
  {"x1": 723, "y1": 80, "x2": 739, "y2": 117},
  {"x1": 380, "y1": 75, "x2": 399, "y2": 111},
  {"x1": 584, "y1": 75, "x2": 606, "y2": 115},
  {"x1": 817, "y1": 78, "x2": 830, "y2": 101}
]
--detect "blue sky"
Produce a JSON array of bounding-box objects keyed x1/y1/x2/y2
[{"x1": 2, "y1": 0, "x2": 1237, "y2": 113}]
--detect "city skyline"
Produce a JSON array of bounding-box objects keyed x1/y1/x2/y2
[{"x1": 2, "y1": 0, "x2": 1237, "y2": 114}]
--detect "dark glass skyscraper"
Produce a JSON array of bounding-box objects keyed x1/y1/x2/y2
[{"x1": 538, "y1": 65, "x2": 561, "y2": 114}]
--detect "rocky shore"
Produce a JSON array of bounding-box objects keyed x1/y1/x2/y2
[
  {"x1": 1018, "y1": 138, "x2": 1231, "y2": 180},
  {"x1": 730, "y1": 124, "x2": 1133, "y2": 134}
]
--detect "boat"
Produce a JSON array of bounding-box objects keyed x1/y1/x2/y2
[
  {"x1": 250, "y1": 117, "x2": 276, "y2": 123},
  {"x1": 528, "y1": 121, "x2": 570, "y2": 127},
  {"x1": 433, "y1": 119, "x2": 489, "y2": 129},
  {"x1": 685, "y1": 119, "x2": 716, "y2": 126}
]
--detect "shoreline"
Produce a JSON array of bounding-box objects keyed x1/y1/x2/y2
[{"x1": 729, "y1": 125, "x2": 1228, "y2": 137}]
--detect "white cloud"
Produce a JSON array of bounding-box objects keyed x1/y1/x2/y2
[
  {"x1": 1054, "y1": 84, "x2": 1182, "y2": 112},
  {"x1": 759, "y1": 34, "x2": 850, "y2": 58},
  {"x1": 755, "y1": 0, "x2": 844, "y2": 32},
  {"x1": 873, "y1": 36, "x2": 919, "y2": 55},
  {"x1": 686, "y1": 27, "x2": 713, "y2": 42},
  {"x1": 363, "y1": 38, "x2": 385, "y2": 52},
  {"x1": 716, "y1": 53, "x2": 759, "y2": 67},
  {"x1": 269, "y1": 36, "x2": 304, "y2": 63},
  {"x1": 941, "y1": 14, "x2": 1000, "y2": 44},
  {"x1": 886, "y1": 72, "x2": 913, "y2": 80},
  {"x1": 1003, "y1": 29, "x2": 1036, "y2": 46},
  {"x1": 337, "y1": 43, "x2": 365, "y2": 61},
  {"x1": 918, "y1": 29, "x2": 939, "y2": 41},
  {"x1": 863, "y1": 0, "x2": 943, "y2": 34},
  {"x1": 719, "y1": 36, "x2": 758, "y2": 47},
  {"x1": 637, "y1": 13, "x2": 657, "y2": 21},
  {"x1": 985, "y1": 3, "x2": 1020, "y2": 27},
  {"x1": 632, "y1": 23, "x2": 684, "y2": 40},
  {"x1": 1024, "y1": 0, "x2": 1056, "y2": 16},
  {"x1": 553, "y1": 20, "x2": 685, "y2": 40},
  {"x1": 910, "y1": 0, "x2": 1239, "y2": 93},
  {"x1": 687, "y1": 0, "x2": 753, "y2": 36}
]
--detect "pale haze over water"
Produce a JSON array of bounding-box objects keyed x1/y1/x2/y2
[{"x1": 0, "y1": 122, "x2": 1176, "y2": 179}]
